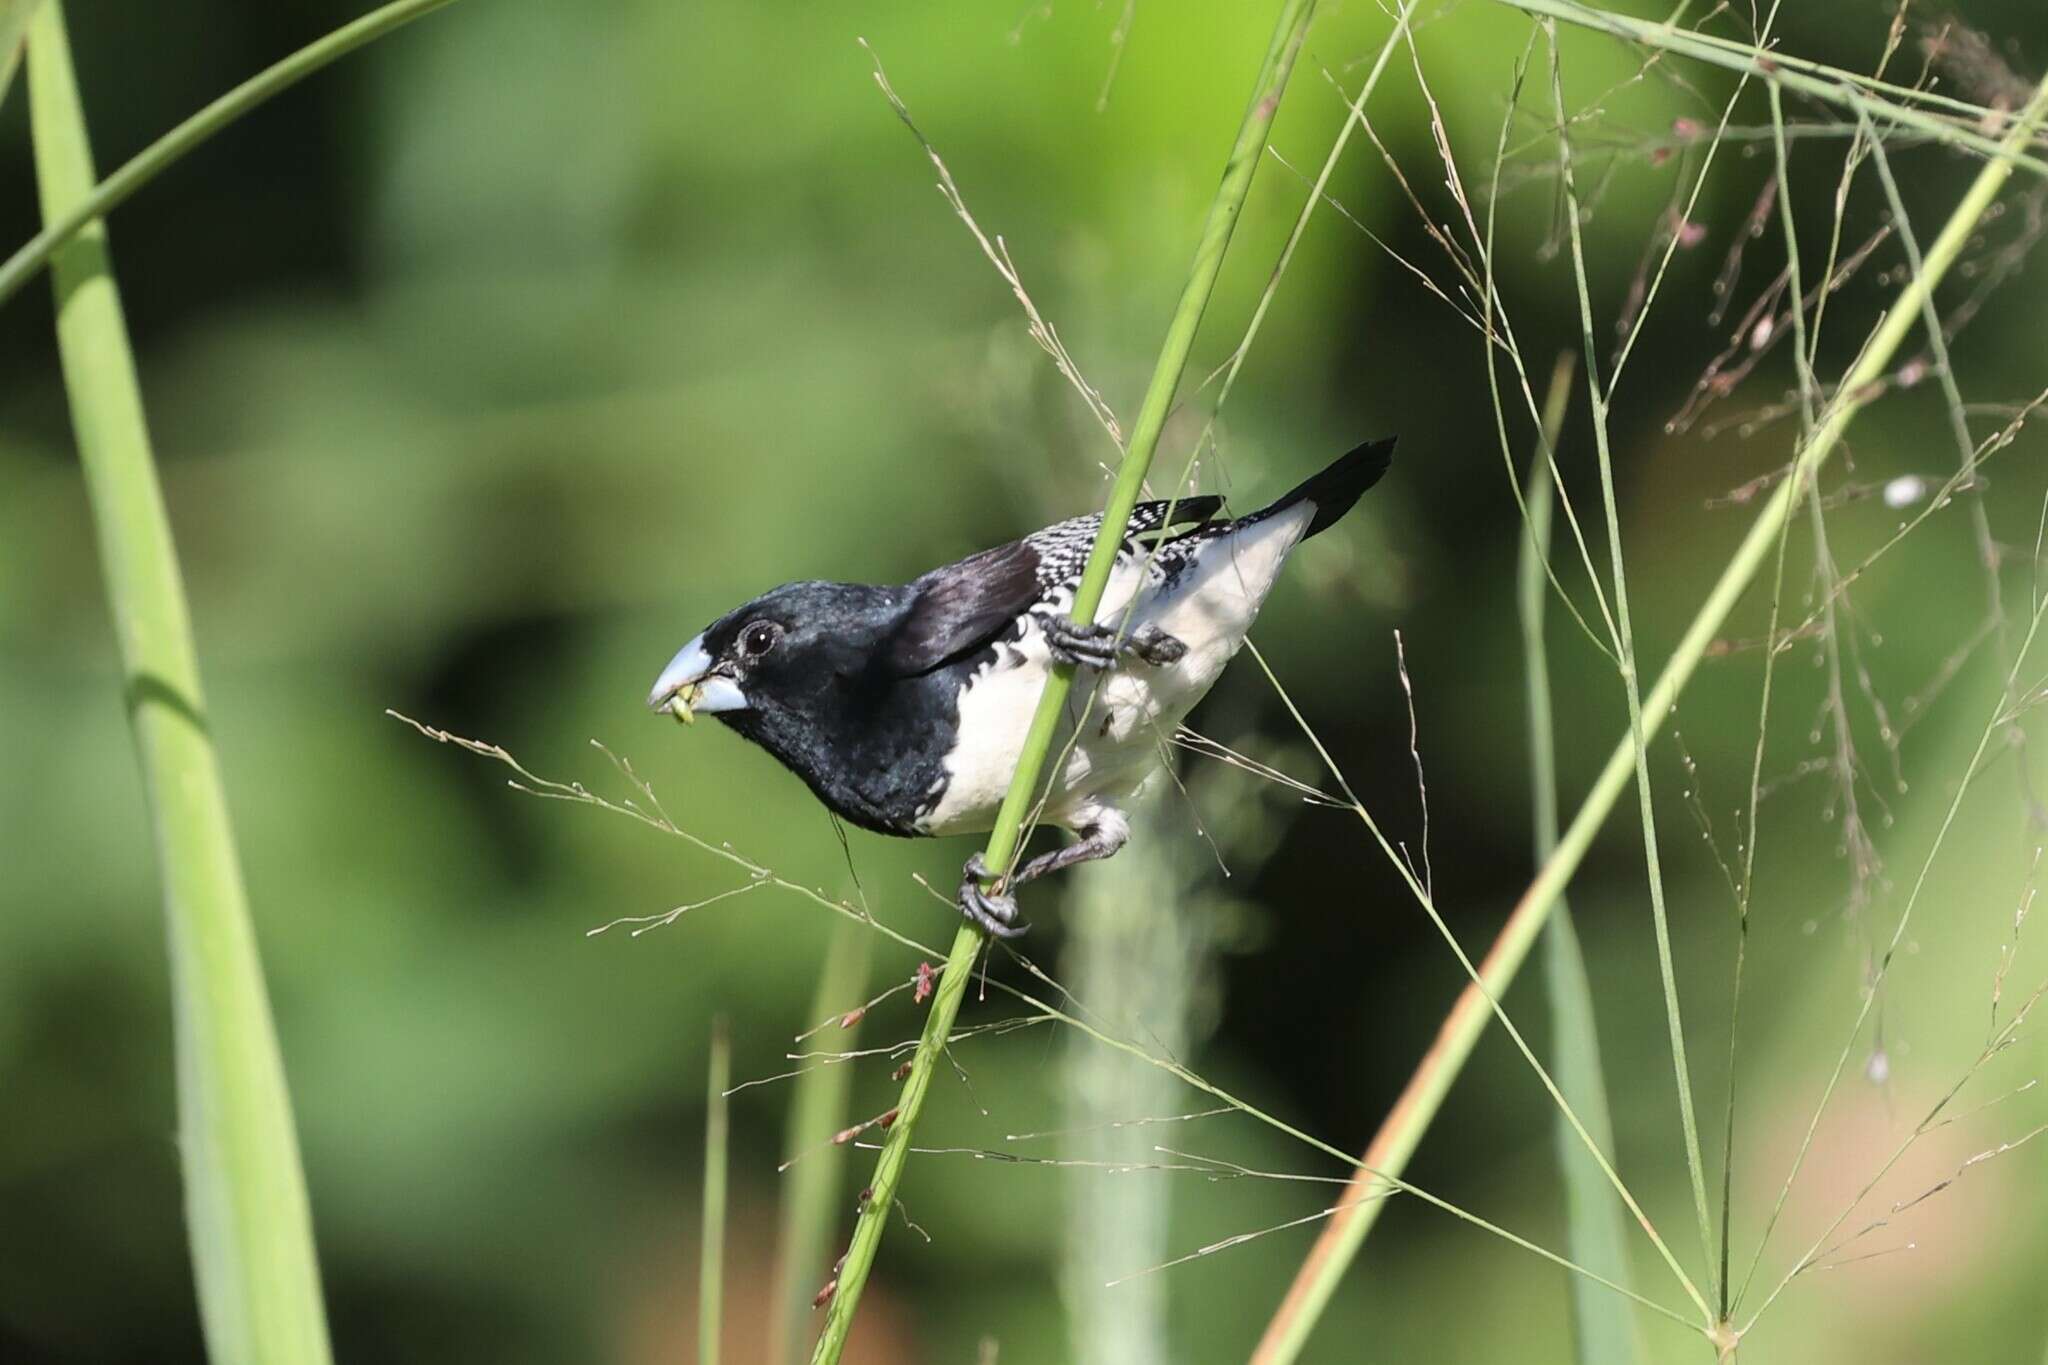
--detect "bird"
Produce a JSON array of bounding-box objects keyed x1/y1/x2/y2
[{"x1": 647, "y1": 437, "x2": 1394, "y2": 937}]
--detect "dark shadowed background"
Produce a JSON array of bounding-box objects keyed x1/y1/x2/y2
[{"x1": 5, "y1": 2, "x2": 2048, "y2": 1361}]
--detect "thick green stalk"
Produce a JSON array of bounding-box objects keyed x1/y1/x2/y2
[
  {"x1": 0, "y1": 0, "x2": 462, "y2": 310},
  {"x1": 769, "y1": 924, "x2": 870, "y2": 1365},
  {"x1": 807, "y1": 3, "x2": 1317, "y2": 1358},
  {"x1": 1523, "y1": 354, "x2": 1643, "y2": 1365},
  {"x1": 700, "y1": 1018, "x2": 731, "y2": 1365},
  {"x1": 27, "y1": 6, "x2": 334, "y2": 1364},
  {"x1": 1254, "y1": 63, "x2": 2048, "y2": 1365}
]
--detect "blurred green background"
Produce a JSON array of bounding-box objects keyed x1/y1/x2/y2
[{"x1": 5, "y1": 1, "x2": 2048, "y2": 1361}]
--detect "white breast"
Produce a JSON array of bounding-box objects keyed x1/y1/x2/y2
[{"x1": 918, "y1": 503, "x2": 1313, "y2": 837}]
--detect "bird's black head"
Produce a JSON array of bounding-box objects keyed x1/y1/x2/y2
[{"x1": 647, "y1": 578, "x2": 910, "y2": 760}]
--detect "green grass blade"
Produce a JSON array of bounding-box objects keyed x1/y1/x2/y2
[
  {"x1": 770, "y1": 923, "x2": 871, "y2": 1365},
  {"x1": 1522, "y1": 353, "x2": 1643, "y2": 1365},
  {"x1": 1254, "y1": 56, "x2": 2048, "y2": 1365},
  {"x1": 0, "y1": 0, "x2": 463, "y2": 311},
  {"x1": 25, "y1": 6, "x2": 334, "y2": 1363},
  {"x1": 807, "y1": 4, "x2": 1318, "y2": 1358},
  {"x1": 0, "y1": 0, "x2": 42, "y2": 108},
  {"x1": 700, "y1": 1018, "x2": 731, "y2": 1365}
]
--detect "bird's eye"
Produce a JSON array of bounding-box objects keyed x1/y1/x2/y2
[{"x1": 738, "y1": 621, "x2": 782, "y2": 659}]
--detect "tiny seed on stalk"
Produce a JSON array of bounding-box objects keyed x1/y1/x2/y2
[
  {"x1": 892, "y1": 1060, "x2": 913, "y2": 1081},
  {"x1": 840, "y1": 1007, "x2": 867, "y2": 1028}
]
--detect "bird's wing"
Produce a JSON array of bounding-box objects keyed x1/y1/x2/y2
[
  {"x1": 887, "y1": 495, "x2": 1225, "y2": 676},
  {"x1": 885, "y1": 539, "x2": 1044, "y2": 676},
  {"x1": 1128, "y1": 494, "x2": 1224, "y2": 540},
  {"x1": 1022, "y1": 495, "x2": 1225, "y2": 588}
]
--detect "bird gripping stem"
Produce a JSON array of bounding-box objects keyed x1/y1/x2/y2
[{"x1": 808, "y1": 3, "x2": 1318, "y2": 1359}]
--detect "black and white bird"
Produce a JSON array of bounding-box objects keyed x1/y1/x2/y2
[{"x1": 648, "y1": 437, "x2": 1394, "y2": 937}]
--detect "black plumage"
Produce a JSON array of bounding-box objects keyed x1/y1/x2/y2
[{"x1": 649, "y1": 437, "x2": 1394, "y2": 933}]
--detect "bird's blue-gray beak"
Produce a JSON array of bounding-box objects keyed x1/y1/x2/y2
[{"x1": 648, "y1": 634, "x2": 748, "y2": 722}]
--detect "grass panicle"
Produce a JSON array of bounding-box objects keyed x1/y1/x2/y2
[
  {"x1": 26, "y1": 4, "x2": 334, "y2": 1361},
  {"x1": 807, "y1": 3, "x2": 1318, "y2": 1357},
  {"x1": 1254, "y1": 38, "x2": 2048, "y2": 1365},
  {"x1": 375, "y1": 9, "x2": 2048, "y2": 1360}
]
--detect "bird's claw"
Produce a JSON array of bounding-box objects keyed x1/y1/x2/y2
[
  {"x1": 1044, "y1": 619, "x2": 1185, "y2": 670},
  {"x1": 1128, "y1": 623, "x2": 1187, "y2": 665},
  {"x1": 957, "y1": 856, "x2": 1029, "y2": 939},
  {"x1": 1045, "y1": 618, "x2": 1117, "y2": 670}
]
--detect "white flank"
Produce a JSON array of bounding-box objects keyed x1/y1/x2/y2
[{"x1": 920, "y1": 502, "x2": 1314, "y2": 836}]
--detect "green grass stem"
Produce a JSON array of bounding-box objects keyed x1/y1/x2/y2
[
  {"x1": 0, "y1": 0, "x2": 462, "y2": 311},
  {"x1": 771, "y1": 923, "x2": 871, "y2": 1365},
  {"x1": 1254, "y1": 57, "x2": 2048, "y2": 1365},
  {"x1": 1523, "y1": 351, "x2": 1644, "y2": 1365},
  {"x1": 1546, "y1": 25, "x2": 1718, "y2": 1297},
  {"x1": 26, "y1": 5, "x2": 334, "y2": 1362},
  {"x1": 700, "y1": 1017, "x2": 730, "y2": 1365},
  {"x1": 807, "y1": 4, "x2": 1318, "y2": 1358}
]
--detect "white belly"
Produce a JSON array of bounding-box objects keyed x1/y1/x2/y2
[{"x1": 919, "y1": 504, "x2": 1311, "y2": 835}]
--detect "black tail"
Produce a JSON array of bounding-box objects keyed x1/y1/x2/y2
[{"x1": 1244, "y1": 436, "x2": 1396, "y2": 539}]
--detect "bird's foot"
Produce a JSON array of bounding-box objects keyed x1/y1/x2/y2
[
  {"x1": 1127, "y1": 623, "x2": 1187, "y2": 665},
  {"x1": 957, "y1": 854, "x2": 1028, "y2": 939},
  {"x1": 1044, "y1": 619, "x2": 1186, "y2": 670}
]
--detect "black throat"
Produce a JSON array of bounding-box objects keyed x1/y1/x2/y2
[{"x1": 708, "y1": 584, "x2": 976, "y2": 837}]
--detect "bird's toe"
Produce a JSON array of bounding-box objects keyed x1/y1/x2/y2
[
  {"x1": 1130, "y1": 624, "x2": 1187, "y2": 666},
  {"x1": 956, "y1": 862, "x2": 1027, "y2": 937},
  {"x1": 1044, "y1": 618, "x2": 1118, "y2": 671},
  {"x1": 957, "y1": 882, "x2": 1029, "y2": 938}
]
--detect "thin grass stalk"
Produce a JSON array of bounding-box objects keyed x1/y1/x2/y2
[
  {"x1": 1715, "y1": 84, "x2": 1819, "y2": 1327},
  {"x1": 412, "y1": 717, "x2": 1686, "y2": 1331},
  {"x1": 1490, "y1": 0, "x2": 2048, "y2": 179},
  {"x1": 1523, "y1": 352, "x2": 1645, "y2": 1365},
  {"x1": 0, "y1": 0, "x2": 462, "y2": 311},
  {"x1": 1546, "y1": 25, "x2": 1718, "y2": 1295},
  {"x1": 1254, "y1": 61, "x2": 2048, "y2": 1365},
  {"x1": 769, "y1": 922, "x2": 871, "y2": 1365},
  {"x1": 25, "y1": 5, "x2": 334, "y2": 1362},
  {"x1": 700, "y1": 1017, "x2": 731, "y2": 1365},
  {"x1": 807, "y1": 4, "x2": 1317, "y2": 1357},
  {"x1": 0, "y1": 0, "x2": 41, "y2": 107}
]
